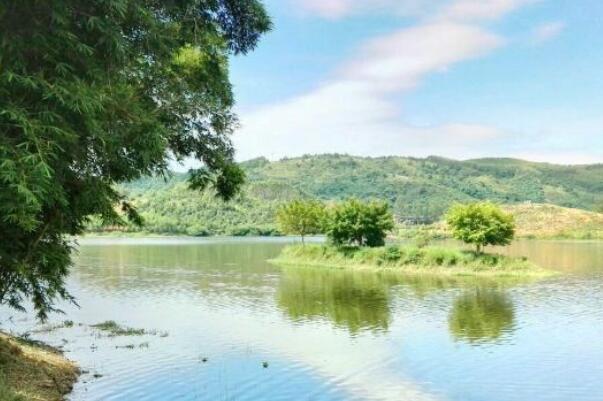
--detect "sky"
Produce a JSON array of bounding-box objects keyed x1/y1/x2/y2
[{"x1": 227, "y1": 0, "x2": 603, "y2": 165}]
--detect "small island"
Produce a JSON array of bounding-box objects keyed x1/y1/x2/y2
[
  {"x1": 272, "y1": 243, "x2": 551, "y2": 277},
  {"x1": 272, "y1": 199, "x2": 555, "y2": 278}
]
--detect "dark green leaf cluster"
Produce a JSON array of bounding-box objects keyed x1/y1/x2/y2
[
  {"x1": 0, "y1": 0, "x2": 270, "y2": 319},
  {"x1": 324, "y1": 199, "x2": 394, "y2": 248}
]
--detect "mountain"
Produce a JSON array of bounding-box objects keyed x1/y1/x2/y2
[{"x1": 89, "y1": 154, "x2": 603, "y2": 236}]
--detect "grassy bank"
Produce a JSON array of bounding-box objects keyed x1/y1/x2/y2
[
  {"x1": 0, "y1": 333, "x2": 79, "y2": 401},
  {"x1": 271, "y1": 244, "x2": 554, "y2": 278}
]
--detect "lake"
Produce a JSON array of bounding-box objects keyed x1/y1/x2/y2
[{"x1": 3, "y1": 238, "x2": 603, "y2": 401}]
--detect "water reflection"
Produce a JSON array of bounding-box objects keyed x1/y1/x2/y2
[
  {"x1": 277, "y1": 267, "x2": 392, "y2": 334},
  {"x1": 449, "y1": 290, "x2": 515, "y2": 344},
  {"x1": 277, "y1": 266, "x2": 525, "y2": 337}
]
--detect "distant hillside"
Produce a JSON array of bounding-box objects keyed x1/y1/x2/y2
[{"x1": 89, "y1": 154, "x2": 603, "y2": 236}]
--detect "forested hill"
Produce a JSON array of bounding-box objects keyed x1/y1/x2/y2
[{"x1": 95, "y1": 154, "x2": 603, "y2": 236}]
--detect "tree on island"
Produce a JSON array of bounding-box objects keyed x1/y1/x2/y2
[
  {"x1": 446, "y1": 202, "x2": 515, "y2": 254},
  {"x1": 276, "y1": 200, "x2": 326, "y2": 244},
  {"x1": 0, "y1": 0, "x2": 271, "y2": 319},
  {"x1": 324, "y1": 199, "x2": 394, "y2": 247}
]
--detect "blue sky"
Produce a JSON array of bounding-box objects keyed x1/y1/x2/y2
[{"x1": 227, "y1": 0, "x2": 603, "y2": 165}]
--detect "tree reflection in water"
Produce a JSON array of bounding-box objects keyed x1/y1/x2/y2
[
  {"x1": 278, "y1": 266, "x2": 520, "y2": 340},
  {"x1": 449, "y1": 289, "x2": 515, "y2": 344},
  {"x1": 277, "y1": 267, "x2": 393, "y2": 335}
]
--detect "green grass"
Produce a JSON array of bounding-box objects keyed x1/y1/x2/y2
[{"x1": 271, "y1": 244, "x2": 555, "y2": 278}]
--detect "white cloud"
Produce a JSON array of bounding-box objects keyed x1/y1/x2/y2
[
  {"x1": 296, "y1": 0, "x2": 445, "y2": 20},
  {"x1": 343, "y1": 23, "x2": 502, "y2": 91},
  {"x1": 530, "y1": 21, "x2": 565, "y2": 44},
  {"x1": 434, "y1": 0, "x2": 537, "y2": 22},
  {"x1": 296, "y1": 0, "x2": 535, "y2": 21},
  {"x1": 234, "y1": 22, "x2": 505, "y2": 161},
  {"x1": 511, "y1": 151, "x2": 601, "y2": 165}
]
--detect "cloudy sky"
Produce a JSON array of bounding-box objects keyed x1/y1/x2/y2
[{"x1": 228, "y1": 0, "x2": 603, "y2": 165}]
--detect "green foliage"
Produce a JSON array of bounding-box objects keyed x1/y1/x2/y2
[
  {"x1": 0, "y1": 0, "x2": 270, "y2": 319},
  {"x1": 446, "y1": 202, "x2": 515, "y2": 253},
  {"x1": 276, "y1": 199, "x2": 325, "y2": 242},
  {"x1": 324, "y1": 199, "x2": 394, "y2": 247}
]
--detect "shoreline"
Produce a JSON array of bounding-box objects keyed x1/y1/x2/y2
[
  {"x1": 0, "y1": 332, "x2": 79, "y2": 401},
  {"x1": 79, "y1": 231, "x2": 603, "y2": 242}
]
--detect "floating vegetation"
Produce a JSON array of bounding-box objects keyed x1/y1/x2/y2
[
  {"x1": 90, "y1": 321, "x2": 169, "y2": 338},
  {"x1": 30, "y1": 320, "x2": 76, "y2": 334},
  {"x1": 91, "y1": 321, "x2": 146, "y2": 337},
  {"x1": 115, "y1": 342, "x2": 150, "y2": 350}
]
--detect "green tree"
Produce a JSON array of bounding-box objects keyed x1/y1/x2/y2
[
  {"x1": 446, "y1": 202, "x2": 515, "y2": 253},
  {"x1": 276, "y1": 200, "x2": 325, "y2": 244},
  {"x1": 0, "y1": 0, "x2": 271, "y2": 319},
  {"x1": 324, "y1": 199, "x2": 394, "y2": 247}
]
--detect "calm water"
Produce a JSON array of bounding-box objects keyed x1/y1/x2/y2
[{"x1": 3, "y1": 238, "x2": 603, "y2": 401}]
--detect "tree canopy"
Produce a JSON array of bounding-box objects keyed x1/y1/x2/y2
[
  {"x1": 0, "y1": 0, "x2": 271, "y2": 319},
  {"x1": 324, "y1": 199, "x2": 394, "y2": 247},
  {"x1": 446, "y1": 202, "x2": 515, "y2": 253}
]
